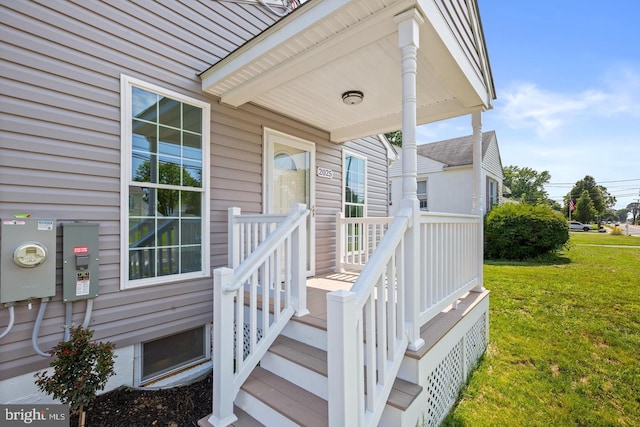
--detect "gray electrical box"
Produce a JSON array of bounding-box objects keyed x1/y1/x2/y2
[
  {"x1": 62, "y1": 222, "x2": 100, "y2": 302},
  {"x1": 1, "y1": 218, "x2": 57, "y2": 303}
]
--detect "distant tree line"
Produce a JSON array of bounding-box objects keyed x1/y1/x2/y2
[{"x1": 503, "y1": 167, "x2": 623, "y2": 224}]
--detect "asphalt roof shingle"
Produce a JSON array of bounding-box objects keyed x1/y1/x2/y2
[{"x1": 416, "y1": 130, "x2": 495, "y2": 167}]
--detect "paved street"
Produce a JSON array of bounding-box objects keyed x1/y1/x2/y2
[{"x1": 622, "y1": 223, "x2": 640, "y2": 237}]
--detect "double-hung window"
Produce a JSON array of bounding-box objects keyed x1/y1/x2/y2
[
  {"x1": 121, "y1": 75, "x2": 210, "y2": 289},
  {"x1": 343, "y1": 152, "x2": 367, "y2": 218},
  {"x1": 417, "y1": 179, "x2": 428, "y2": 210}
]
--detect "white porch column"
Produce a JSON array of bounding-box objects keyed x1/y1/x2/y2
[
  {"x1": 396, "y1": 8, "x2": 425, "y2": 351},
  {"x1": 471, "y1": 111, "x2": 485, "y2": 292},
  {"x1": 396, "y1": 8, "x2": 423, "y2": 202}
]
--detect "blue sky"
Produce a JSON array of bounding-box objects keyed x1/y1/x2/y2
[{"x1": 417, "y1": 0, "x2": 640, "y2": 211}]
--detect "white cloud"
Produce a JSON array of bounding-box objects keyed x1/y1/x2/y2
[
  {"x1": 497, "y1": 66, "x2": 640, "y2": 135},
  {"x1": 499, "y1": 82, "x2": 606, "y2": 135},
  {"x1": 599, "y1": 66, "x2": 640, "y2": 116}
]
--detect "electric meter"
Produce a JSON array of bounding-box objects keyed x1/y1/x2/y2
[
  {"x1": 13, "y1": 242, "x2": 48, "y2": 268},
  {"x1": 1, "y1": 218, "x2": 56, "y2": 303}
]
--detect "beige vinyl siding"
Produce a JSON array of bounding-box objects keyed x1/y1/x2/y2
[
  {"x1": 0, "y1": 0, "x2": 392, "y2": 381},
  {"x1": 0, "y1": 0, "x2": 279, "y2": 380}
]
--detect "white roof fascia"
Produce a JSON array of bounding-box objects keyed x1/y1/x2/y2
[
  {"x1": 418, "y1": 0, "x2": 492, "y2": 109},
  {"x1": 377, "y1": 134, "x2": 399, "y2": 161}
]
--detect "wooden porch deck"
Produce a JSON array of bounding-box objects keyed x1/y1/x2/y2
[{"x1": 296, "y1": 272, "x2": 359, "y2": 329}]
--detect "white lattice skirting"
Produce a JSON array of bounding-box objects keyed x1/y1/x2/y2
[
  {"x1": 422, "y1": 312, "x2": 487, "y2": 426},
  {"x1": 234, "y1": 321, "x2": 264, "y2": 360},
  {"x1": 384, "y1": 291, "x2": 489, "y2": 427}
]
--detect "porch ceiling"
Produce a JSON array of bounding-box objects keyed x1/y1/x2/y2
[{"x1": 200, "y1": 0, "x2": 495, "y2": 143}]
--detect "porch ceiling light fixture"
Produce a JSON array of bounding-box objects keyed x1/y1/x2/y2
[{"x1": 342, "y1": 90, "x2": 364, "y2": 105}]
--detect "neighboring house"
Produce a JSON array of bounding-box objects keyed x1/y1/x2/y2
[
  {"x1": 390, "y1": 131, "x2": 505, "y2": 215},
  {"x1": 0, "y1": 1, "x2": 495, "y2": 426}
]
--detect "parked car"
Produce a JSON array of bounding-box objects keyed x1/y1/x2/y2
[{"x1": 569, "y1": 221, "x2": 591, "y2": 232}]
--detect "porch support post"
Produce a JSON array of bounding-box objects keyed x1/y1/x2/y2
[
  {"x1": 471, "y1": 111, "x2": 485, "y2": 292},
  {"x1": 396, "y1": 8, "x2": 423, "y2": 202},
  {"x1": 210, "y1": 267, "x2": 238, "y2": 427},
  {"x1": 396, "y1": 8, "x2": 425, "y2": 351},
  {"x1": 327, "y1": 290, "x2": 360, "y2": 427}
]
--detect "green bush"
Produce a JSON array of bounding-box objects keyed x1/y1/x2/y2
[{"x1": 485, "y1": 203, "x2": 569, "y2": 260}]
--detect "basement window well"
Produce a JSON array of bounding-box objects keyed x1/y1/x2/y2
[{"x1": 138, "y1": 325, "x2": 209, "y2": 384}]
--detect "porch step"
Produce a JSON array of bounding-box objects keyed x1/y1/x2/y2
[
  {"x1": 239, "y1": 366, "x2": 328, "y2": 427},
  {"x1": 264, "y1": 334, "x2": 422, "y2": 412},
  {"x1": 270, "y1": 335, "x2": 327, "y2": 376},
  {"x1": 236, "y1": 282, "x2": 424, "y2": 426}
]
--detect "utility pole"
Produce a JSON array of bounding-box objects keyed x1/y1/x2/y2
[{"x1": 636, "y1": 190, "x2": 640, "y2": 225}]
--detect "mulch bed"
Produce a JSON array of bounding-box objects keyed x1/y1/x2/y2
[{"x1": 71, "y1": 373, "x2": 212, "y2": 427}]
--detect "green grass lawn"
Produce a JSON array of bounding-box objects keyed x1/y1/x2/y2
[{"x1": 444, "y1": 232, "x2": 640, "y2": 426}]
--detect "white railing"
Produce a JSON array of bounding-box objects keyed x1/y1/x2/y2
[
  {"x1": 336, "y1": 213, "x2": 393, "y2": 272},
  {"x1": 227, "y1": 207, "x2": 289, "y2": 268},
  {"x1": 210, "y1": 204, "x2": 309, "y2": 427},
  {"x1": 327, "y1": 207, "x2": 412, "y2": 427},
  {"x1": 417, "y1": 212, "x2": 480, "y2": 326}
]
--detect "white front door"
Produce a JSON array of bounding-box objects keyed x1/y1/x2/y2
[{"x1": 264, "y1": 129, "x2": 315, "y2": 276}]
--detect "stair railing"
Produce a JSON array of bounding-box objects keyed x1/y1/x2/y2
[
  {"x1": 327, "y1": 206, "x2": 412, "y2": 427},
  {"x1": 209, "y1": 203, "x2": 309, "y2": 427}
]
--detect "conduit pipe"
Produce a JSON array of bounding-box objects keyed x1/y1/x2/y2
[
  {"x1": 0, "y1": 304, "x2": 15, "y2": 339},
  {"x1": 32, "y1": 298, "x2": 51, "y2": 357}
]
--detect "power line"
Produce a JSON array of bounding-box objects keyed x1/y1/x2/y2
[{"x1": 546, "y1": 178, "x2": 640, "y2": 186}]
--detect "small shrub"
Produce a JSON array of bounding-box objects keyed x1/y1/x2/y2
[
  {"x1": 485, "y1": 203, "x2": 569, "y2": 260},
  {"x1": 34, "y1": 326, "x2": 116, "y2": 427}
]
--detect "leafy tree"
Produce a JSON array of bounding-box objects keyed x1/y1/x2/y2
[
  {"x1": 615, "y1": 208, "x2": 629, "y2": 223},
  {"x1": 546, "y1": 199, "x2": 562, "y2": 211},
  {"x1": 502, "y1": 165, "x2": 551, "y2": 204},
  {"x1": 627, "y1": 202, "x2": 640, "y2": 225},
  {"x1": 566, "y1": 175, "x2": 615, "y2": 216},
  {"x1": 384, "y1": 130, "x2": 402, "y2": 147},
  {"x1": 574, "y1": 190, "x2": 597, "y2": 223},
  {"x1": 602, "y1": 208, "x2": 617, "y2": 221}
]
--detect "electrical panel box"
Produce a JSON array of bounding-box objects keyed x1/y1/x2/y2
[
  {"x1": 1, "y1": 218, "x2": 57, "y2": 303},
  {"x1": 62, "y1": 222, "x2": 100, "y2": 302}
]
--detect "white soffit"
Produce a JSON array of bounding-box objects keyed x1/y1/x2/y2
[{"x1": 201, "y1": 0, "x2": 494, "y2": 142}]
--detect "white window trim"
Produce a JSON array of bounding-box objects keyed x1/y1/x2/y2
[
  {"x1": 417, "y1": 178, "x2": 428, "y2": 210},
  {"x1": 342, "y1": 150, "x2": 367, "y2": 216},
  {"x1": 120, "y1": 75, "x2": 211, "y2": 290}
]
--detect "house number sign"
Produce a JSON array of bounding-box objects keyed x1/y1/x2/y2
[{"x1": 317, "y1": 167, "x2": 333, "y2": 179}]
